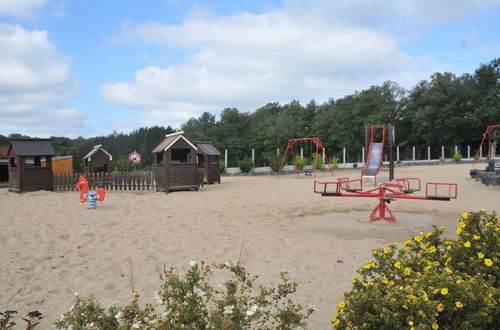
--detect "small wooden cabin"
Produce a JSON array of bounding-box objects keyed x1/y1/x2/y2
[
  {"x1": 83, "y1": 145, "x2": 112, "y2": 173},
  {"x1": 7, "y1": 138, "x2": 55, "y2": 193},
  {"x1": 194, "y1": 141, "x2": 221, "y2": 184},
  {"x1": 0, "y1": 145, "x2": 8, "y2": 182},
  {"x1": 152, "y1": 132, "x2": 200, "y2": 193}
]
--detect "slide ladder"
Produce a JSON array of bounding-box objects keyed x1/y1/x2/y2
[{"x1": 362, "y1": 125, "x2": 386, "y2": 186}]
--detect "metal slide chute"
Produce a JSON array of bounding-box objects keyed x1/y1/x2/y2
[{"x1": 361, "y1": 125, "x2": 386, "y2": 186}]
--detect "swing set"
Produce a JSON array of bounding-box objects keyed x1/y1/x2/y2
[
  {"x1": 277, "y1": 137, "x2": 333, "y2": 178},
  {"x1": 474, "y1": 124, "x2": 500, "y2": 161}
]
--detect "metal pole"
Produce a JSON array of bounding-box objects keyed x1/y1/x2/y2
[
  {"x1": 362, "y1": 147, "x2": 365, "y2": 164},
  {"x1": 396, "y1": 146, "x2": 400, "y2": 162},
  {"x1": 441, "y1": 146, "x2": 444, "y2": 159},
  {"x1": 343, "y1": 147, "x2": 346, "y2": 168},
  {"x1": 252, "y1": 149, "x2": 255, "y2": 166},
  {"x1": 225, "y1": 149, "x2": 228, "y2": 167},
  {"x1": 301, "y1": 148, "x2": 303, "y2": 159},
  {"x1": 467, "y1": 145, "x2": 470, "y2": 159},
  {"x1": 428, "y1": 146, "x2": 431, "y2": 161},
  {"x1": 322, "y1": 148, "x2": 326, "y2": 166},
  {"x1": 455, "y1": 146, "x2": 458, "y2": 155},
  {"x1": 277, "y1": 148, "x2": 279, "y2": 156},
  {"x1": 412, "y1": 146, "x2": 415, "y2": 162}
]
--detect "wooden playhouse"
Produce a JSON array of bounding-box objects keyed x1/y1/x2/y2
[
  {"x1": 83, "y1": 145, "x2": 113, "y2": 173},
  {"x1": 152, "y1": 132, "x2": 200, "y2": 193},
  {"x1": 194, "y1": 141, "x2": 221, "y2": 184},
  {"x1": 7, "y1": 138, "x2": 55, "y2": 193}
]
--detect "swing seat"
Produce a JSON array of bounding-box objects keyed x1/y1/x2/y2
[
  {"x1": 402, "y1": 188, "x2": 420, "y2": 194},
  {"x1": 320, "y1": 192, "x2": 342, "y2": 196},
  {"x1": 427, "y1": 195, "x2": 451, "y2": 201},
  {"x1": 382, "y1": 196, "x2": 395, "y2": 201},
  {"x1": 346, "y1": 188, "x2": 362, "y2": 192}
]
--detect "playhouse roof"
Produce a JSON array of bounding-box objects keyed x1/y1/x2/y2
[
  {"x1": 194, "y1": 141, "x2": 221, "y2": 156},
  {"x1": 152, "y1": 131, "x2": 198, "y2": 153},
  {"x1": 8, "y1": 139, "x2": 55, "y2": 156},
  {"x1": 83, "y1": 144, "x2": 112, "y2": 161}
]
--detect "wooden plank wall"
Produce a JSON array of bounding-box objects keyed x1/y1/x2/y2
[{"x1": 53, "y1": 171, "x2": 155, "y2": 192}]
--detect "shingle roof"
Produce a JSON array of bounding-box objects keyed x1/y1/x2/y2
[
  {"x1": 194, "y1": 141, "x2": 221, "y2": 156},
  {"x1": 152, "y1": 132, "x2": 198, "y2": 153},
  {"x1": 83, "y1": 145, "x2": 112, "y2": 161},
  {"x1": 8, "y1": 139, "x2": 55, "y2": 156}
]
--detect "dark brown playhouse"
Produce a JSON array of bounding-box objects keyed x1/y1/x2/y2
[
  {"x1": 7, "y1": 138, "x2": 55, "y2": 193},
  {"x1": 152, "y1": 132, "x2": 200, "y2": 193},
  {"x1": 194, "y1": 141, "x2": 221, "y2": 184},
  {"x1": 83, "y1": 145, "x2": 113, "y2": 173},
  {"x1": 0, "y1": 145, "x2": 8, "y2": 182}
]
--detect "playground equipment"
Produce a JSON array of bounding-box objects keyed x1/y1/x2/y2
[
  {"x1": 314, "y1": 177, "x2": 457, "y2": 222},
  {"x1": 75, "y1": 175, "x2": 106, "y2": 209},
  {"x1": 474, "y1": 125, "x2": 499, "y2": 161},
  {"x1": 278, "y1": 137, "x2": 333, "y2": 178},
  {"x1": 362, "y1": 125, "x2": 395, "y2": 186}
]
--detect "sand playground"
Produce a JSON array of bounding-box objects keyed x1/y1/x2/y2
[{"x1": 1, "y1": 163, "x2": 499, "y2": 329}]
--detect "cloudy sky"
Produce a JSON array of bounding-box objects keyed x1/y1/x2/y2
[{"x1": 1, "y1": 0, "x2": 499, "y2": 137}]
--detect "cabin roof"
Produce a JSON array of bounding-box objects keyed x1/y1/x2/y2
[
  {"x1": 194, "y1": 141, "x2": 221, "y2": 156},
  {"x1": 152, "y1": 132, "x2": 198, "y2": 153},
  {"x1": 8, "y1": 138, "x2": 55, "y2": 156},
  {"x1": 83, "y1": 144, "x2": 112, "y2": 161}
]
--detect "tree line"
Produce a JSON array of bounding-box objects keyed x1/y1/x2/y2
[{"x1": 1, "y1": 58, "x2": 498, "y2": 169}]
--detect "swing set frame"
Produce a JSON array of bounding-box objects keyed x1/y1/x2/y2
[{"x1": 277, "y1": 137, "x2": 333, "y2": 177}]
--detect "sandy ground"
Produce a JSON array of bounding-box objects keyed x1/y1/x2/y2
[{"x1": 0, "y1": 163, "x2": 499, "y2": 329}]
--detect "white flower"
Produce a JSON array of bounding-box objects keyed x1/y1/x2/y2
[
  {"x1": 154, "y1": 291, "x2": 164, "y2": 304},
  {"x1": 223, "y1": 305, "x2": 234, "y2": 315},
  {"x1": 115, "y1": 311, "x2": 123, "y2": 319},
  {"x1": 280, "y1": 269, "x2": 293, "y2": 275},
  {"x1": 74, "y1": 292, "x2": 79, "y2": 297},
  {"x1": 225, "y1": 261, "x2": 230, "y2": 267},
  {"x1": 132, "y1": 322, "x2": 140, "y2": 328},
  {"x1": 161, "y1": 310, "x2": 171, "y2": 319},
  {"x1": 246, "y1": 304, "x2": 258, "y2": 316},
  {"x1": 68, "y1": 305, "x2": 74, "y2": 312},
  {"x1": 193, "y1": 286, "x2": 205, "y2": 297},
  {"x1": 307, "y1": 304, "x2": 319, "y2": 311},
  {"x1": 189, "y1": 260, "x2": 197, "y2": 267}
]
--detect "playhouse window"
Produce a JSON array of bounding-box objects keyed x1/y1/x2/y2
[
  {"x1": 208, "y1": 155, "x2": 218, "y2": 165},
  {"x1": 156, "y1": 153, "x2": 164, "y2": 164},
  {"x1": 171, "y1": 148, "x2": 191, "y2": 164},
  {"x1": 24, "y1": 156, "x2": 46, "y2": 168},
  {"x1": 10, "y1": 158, "x2": 17, "y2": 168}
]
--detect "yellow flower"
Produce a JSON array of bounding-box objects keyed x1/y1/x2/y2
[
  {"x1": 413, "y1": 235, "x2": 423, "y2": 243},
  {"x1": 372, "y1": 250, "x2": 378, "y2": 256},
  {"x1": 456, "y1": 279, "x2": 463, "y2": 284},
  {"x1": 437, "y1": 303, "x2": 444, "y2": 312},
  {"x1": 485, "y1": 222, "x2": 492, "y2": 226},
  {"x1": 403, "y1": 267, "x2": 412, "y2": 276},
  {"x1": 433, "y1": 261, "x2": 440, "y2": 266},
  {"x1": 433, "y1": 289, "x2": 439, "y2": 294},
  {"x1": 422, "y1": 292, "x2": 429, "y2": 302},
  {"x1": 389, "y1": 280, "x2": 395, "y2": 286},
  {"x1": 446, "y1": 245, "x2": 452, "y2": 250},
  {"x1": 484, "y1": 259, "x2": 493, "y2": 267},
  {"x1": 337, "y1": 301, "x2": 346, "y2": 309},
  {"x1": 352, "y1": 277, "x2": 358, "y2": 283},
  {"x1": 364, "y1": 262, "x2": 375, "y2": 269},
  {"x1": 408, "y1": 321, "x2": 414, "y2": 326},
  {"x1": 458, "y1": 221, "x2": 466, "y2": 228},
  {"x1": 445, "y1": 267, "x2": 452, "y2": 274},
  {"x1": 439, "y1": 226, "x2": 445, "y2": 230},
  {"x1": 427, "y1": 246, "x2": 437, "y2": 253},
  {"x1": 464, "y1": 241, "x2": 471, "y2": 248},
  {"x1": 332, "y1": 314, "x2": 340, "y2": 327},
  {"x1": 432, "y1": 323, "x2": 439, "y2": 329},
  {"x1": 394, "y1": 261, "x2": 401, "y2": 269},
  {"x1": 382, "y1": 278, "x2": 389, "y2": 284},
  {"x1": 456, "y1": 227, "x2": 462, "y2": 234},
  {"x1": 461, "y1": 212, "x2": 469, "y2": 220},
  {"x1": 404, "y1": 240, "x2": 411, "y2": 246},
  {"x1": 383, "y1": 248, "x2": 390, "y2": 254},
  {"x1": 473, "y1": 235, "x2": 480, "y2": 240},
  {"x1": 455, "y1": 301, "x2": 464, "y2": 308},
  {"x1": 441, "y1": 288, "x2": 448, "y2": 295},
  {"x1": 477, "y1": 252, "x2": 485, "y2": 259}
]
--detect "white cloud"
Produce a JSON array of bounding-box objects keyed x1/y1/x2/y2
[
  {"x1": 0, "y1": 24, "x2": 87, "y2": 137},
  {"x1": 0, "y1": 0, "x2": 51, "y2": 21},
  {"x1": 102, "y1": 6, "x2": 437, "y2": 123}
]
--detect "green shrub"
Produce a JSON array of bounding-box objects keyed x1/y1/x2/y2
[
  {"x1": 439, "y1": 156, "x2": 446, "y2": 162},
  {"x1": 312, "y1": 154, "x2": 325, "y2": 170},
  {"x1": 331, "y1": 156, "x2": 340, "y2": 169},
  {"x1": 333, "y1": 210, "x2": 499, "y2": 329},
  {"x1": 268, "y1": 154, "x2": 282, "y2": 172},
  {"x1": 237, "y1": 156, "x2": 253, "y2": 173},
  {"x1": 115, "y1": 157, "x2": 135, "y2": 172},
  {"x1": 452, "y1": 153, "x2": 462, "y2": 162},
  {"x1": 353, "y1": 163, "x2": 358, "y2": 168},
  {"x1": 220, "y1": 160, "x2": 226, "y2": 173},
  {"x1": 293, "y1": 156, "x2": 307, "y2": 170},
  {"x1": 55, "y1": 261, "x2": 314, "y2": 329},
  {"x1": 0, "y1": 310, "x2": 43, "y2": 330}
]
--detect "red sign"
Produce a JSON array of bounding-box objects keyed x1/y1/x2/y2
[{"x1": 129, "y1": 152, "x2": 141, "y2": 164}]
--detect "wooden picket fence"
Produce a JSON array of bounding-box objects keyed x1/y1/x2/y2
[{"x1": 53, "y1": 171, "x2": 155, "y2": 192}]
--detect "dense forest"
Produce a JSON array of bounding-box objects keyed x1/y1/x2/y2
[{"x1": 1, "y1": 58, "x2": 499, "y2": 170}]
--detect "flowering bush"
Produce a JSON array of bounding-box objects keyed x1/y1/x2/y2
[
  {"x1": 333, "y1": 210, "x2": 499, "y2": 329},
  {"x1": 55, "y1": 261, "x2": 314, "y2": 329},
  {"x1": 0, "y1": 310, "x2": 43, "y2": 330}
]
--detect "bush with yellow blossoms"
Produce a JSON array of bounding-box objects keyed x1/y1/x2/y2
[{"x1": 333, "y1": 210, "x2": 499, "y2": 329}]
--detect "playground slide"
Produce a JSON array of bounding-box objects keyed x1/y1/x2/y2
[{"x1": 363, "y1": 142, "x2": 383, "y2": 177}]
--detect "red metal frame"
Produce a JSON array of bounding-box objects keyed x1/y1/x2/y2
[
  {"x1": 474, "y1": 125, "x2": 500, "y2": 161},
  {"x1": 314, "y1": 178, "x2": 458, "y2": 222},
  {"x1": 278, "y1": 137, "x2": 333, "y2": 178},
  {"x1": 361, "y1": 125, "x2": 386, "y2": 186}
]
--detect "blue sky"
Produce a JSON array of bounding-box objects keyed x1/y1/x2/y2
[{"x1": 0, "y1": 0, "x2": 499, "y2": 138}]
